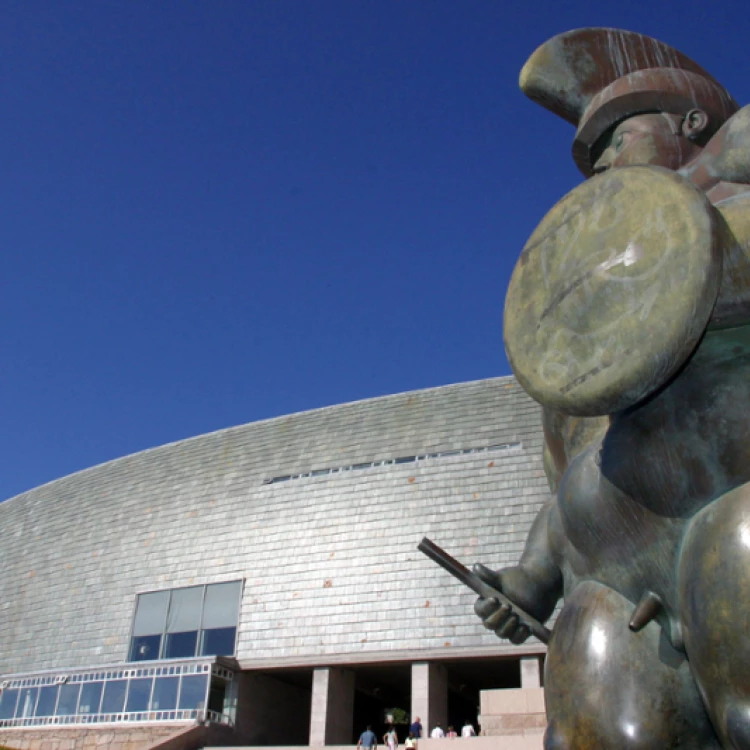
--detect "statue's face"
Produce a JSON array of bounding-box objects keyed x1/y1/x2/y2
[{"x1": 592, "y1": 113, "x2": 701, "y2": 174}]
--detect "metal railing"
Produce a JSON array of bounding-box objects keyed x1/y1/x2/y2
[
  {"x1": 0, "y1": 658, "x2": 234, "y2": 730},
  {"x1": 0, "y1": 707, "x2": 232, "y2": 729}
]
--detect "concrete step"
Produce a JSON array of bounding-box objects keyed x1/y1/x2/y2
[{"x1": 213, "y1": 740, "x2": 543, "y2": 750}]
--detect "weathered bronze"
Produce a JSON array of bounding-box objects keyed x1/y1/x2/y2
[
  {"x1": 474, "y1": 28, "x2": 750, "y2": 749},
  {"x1": 418, "y1": 537, "x2": 551, "y2": 643}
]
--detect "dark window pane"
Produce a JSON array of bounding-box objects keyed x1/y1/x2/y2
[
  {"x1": 17, "y1": 687, "x2": 38, "y2": 718},
  {"x1": 178, "y1": 674, "x2": 208, "y2": 710},
  {"x1": 101, "y1": 680, "x2": 127, "y2": 714},
  {"x1": 35, "y1": 686, "x2": 58, "y2": 717},
  {"x1": 129, "y1": 634, "x2": 161, "y2": 662},
  {"x1": 201, "y1": 627, "x2": 236, "y2": 656},
  {"x1": 164, "y1": 631, "x2": 198, "y2": 659},
  {"x1": 78, "y1": 682, "x2": 103, "y2": 714},
  {"x1": 208, "y1": 680, "x2": 226, "y2": 715},
  {"x1": 151, "y1": 677, "x2": 179, "y2": 711},
  {"x1": 0, "y1": 689, "x2": 19, "y2": 720},
  {"x1": 56, "y1": 684, "x2": 81, "y2": 716},
  {"x1": 126, "y1": 678, "x2": 153, "y2": 713}
]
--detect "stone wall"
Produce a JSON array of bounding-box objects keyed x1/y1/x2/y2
[
  {"x1": 0, "y1": 722, "x2": 235, "y2": 750},
  {"x1": 479, "y1": 687, "x2": 546, "y2": 738},
  {"x1": 0, "y1": 723, "x2": 184, "y2": 750}
]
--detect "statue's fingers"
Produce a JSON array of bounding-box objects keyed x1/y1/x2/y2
[
  {"x1": 483, "y1": 602, "x2": 512, "y2": 632},
  {"x1": 497, "y1": 612, "x2": 519, "y2": 639},
  {"x1": 474, "y1": 596, "x2": 500, "y2": 620},
  {"x1": 510, "y1": 624, "x2": 530, "y2": 645}
]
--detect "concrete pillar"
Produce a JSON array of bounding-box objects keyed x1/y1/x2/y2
[
  {"x1": 520, "y1": 657, "x2": 542, "y2": 689},
  {"x1": 309, "y1": 667, "x2": 355, "y2": 746},
  {"x1": 411, "y1": 662, "x2": 447, "y2": 737}
]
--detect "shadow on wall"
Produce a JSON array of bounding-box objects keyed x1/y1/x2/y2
[{"x1": 234, "y1": 672, "x2": 312, "y2": 746}]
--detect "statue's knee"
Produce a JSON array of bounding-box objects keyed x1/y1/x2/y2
[
  {"x1": 544, "y1": 717, "x2": 687, "y2": 750},
  {"x1": 543, "y1": 720, "x2": 569, "y2": 750},
  {"x1": 725, "y1": 703, "x2": 750, "y2": 749}
]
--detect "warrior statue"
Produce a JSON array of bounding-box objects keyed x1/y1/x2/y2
[{"x1": 474, "y1": 28, "x2": 750, "y2": 749}]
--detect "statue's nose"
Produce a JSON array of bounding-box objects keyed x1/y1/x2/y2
[
  {"x1": 591, "y1": 147, "x2": 613, "y2": 174},
  {"x1": 592, "y1": 158, "x2": 610, "y2": 175}
]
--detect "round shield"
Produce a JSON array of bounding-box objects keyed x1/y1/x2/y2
[{"x1": 504, "y1": 166, "x2": 724, "y2": 416}]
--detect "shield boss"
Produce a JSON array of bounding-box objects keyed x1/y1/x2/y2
[{"x1": 504, "y1": 166, "x2": 724, "y2": 416}]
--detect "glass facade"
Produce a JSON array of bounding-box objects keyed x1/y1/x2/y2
[
  {"x1": 0, "y1": 579, "x2": 241, "y2": 729},
  {"x1": 129, "y1": 581, "x2": 242, "y2": 662},
  {"x1": 0, "y1": 660, "x2": 233, "y2": 728}
]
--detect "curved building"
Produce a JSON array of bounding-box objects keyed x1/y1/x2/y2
[{"x1": 0, "y1": 377, "x2": 549, "y2": 749}]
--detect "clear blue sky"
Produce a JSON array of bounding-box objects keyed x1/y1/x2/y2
[{"x1": 2, "y1": 1, "x2": 748, "y2": 500}]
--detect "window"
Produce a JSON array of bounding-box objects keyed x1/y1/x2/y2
[
  {"x1": 56, "y1": 684, "x2": 81, "y2": 716},
  {"x1": 0, "y1": 690, "x2": 19, "y2": 719},
  {"x1": 78, "y1": 682, "x2": 103, "y2": 715},
  {"x1": 101, "y1": 680, "x2": 127, "y2": 714},
  {"x1": 35, "y1": 686, "x2": 58, "y2": 717},
  {"x1": 178, "y1": 674, "x2": 208, "y2": 710},
  {"x1": 17, "y1": 688, "x2": 37, "y2": 719},
  {"x1": 125, "y1": 678, "x2": 153, "y2": 712},
  {"x1": 130, "y1": 590, "x2": 169, "y2": 661},
  {"x1": 164, "y1": 586, "x2": 203, "y2": 659},
  {"x1": 129, "y1": 581, "x2": 242, "y2": 662},
  {"x1": 0, "y1": 661, "x2": 230, "y2": 728},
  {"x1": 151, "y1": 677, "x2": 179, "y2": 711}
]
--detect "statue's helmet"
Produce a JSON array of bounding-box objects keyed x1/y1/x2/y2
[{"x1": 520, "y1": 28, "x2": 739, "y2": 176}]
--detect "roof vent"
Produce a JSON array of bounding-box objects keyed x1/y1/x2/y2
[{"x1": 263, "y1": 441, "x2": 522, "y2": 485}]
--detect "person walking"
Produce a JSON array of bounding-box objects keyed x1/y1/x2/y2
[
  {"x1": 358, "y1": 725, "x2": 378, "y2": 750},
  {"x1": 383, "y1": 725, "x2": 398, "y2": 750},
  {"x1": 409, "y1": 716, "x2": 423, "y2": 738},
  {"x1": 405, "y1": 731, "x2": 418, "y2": 749},
  {"x1": 461, "y1": 721, "x2": 476, "y2": 738}
]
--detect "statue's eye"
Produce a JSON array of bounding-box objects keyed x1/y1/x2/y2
[{"x1": 614, "y1": 132, "x2": 625, "y2": 152}]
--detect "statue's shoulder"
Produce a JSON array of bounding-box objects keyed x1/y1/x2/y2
[
  {"x1": 682, "y1": 105, "x2": 750, "y2": 200},
  {"x1": 542, "y1": 407, "x2": 608, "y2": 491}
]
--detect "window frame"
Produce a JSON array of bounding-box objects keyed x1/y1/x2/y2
[{"x1": 127, "y1": 581, "x2": 243, "y2": 663}]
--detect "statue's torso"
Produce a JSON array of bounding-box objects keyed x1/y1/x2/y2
[{"x1": 549, "y1": 323, "x2": 750, "y2": 644}]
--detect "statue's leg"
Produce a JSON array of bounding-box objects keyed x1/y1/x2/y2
[
  {"x1": 679, "y1": 483, "x2": 750, "y2": 749},
  {"x1": 544, "y1": 581, "x2": 719, "y2": 750}
]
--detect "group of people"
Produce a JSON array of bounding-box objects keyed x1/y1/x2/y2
[
  {"x1": 424, "y1": 720, "x2": 477, "y2": 740},
  {"x1": 357, "y1": 717, "x2": 477, "y2": 750}
]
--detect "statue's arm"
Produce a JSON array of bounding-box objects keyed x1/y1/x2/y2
[{"x1": 473, "y1": 497, "x2": 563, "y2": 643}]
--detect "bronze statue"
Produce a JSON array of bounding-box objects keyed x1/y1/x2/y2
[{"x1": 475, "y1": 28, "x2": 750, "y2": 749}]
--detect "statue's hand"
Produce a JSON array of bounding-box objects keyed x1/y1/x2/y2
[{"x1": 472, "y1": 564, "x2": 540, "y2": 644}]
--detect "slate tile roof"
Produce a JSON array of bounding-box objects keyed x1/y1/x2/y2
[{"x1": 0, "y1": 376, "x2": 549, "y2": 675}]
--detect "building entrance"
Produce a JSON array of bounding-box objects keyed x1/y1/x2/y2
[
  {"x1": 443, "y1": 655, "x2": 522, "y2": 735},
  {"x1": 352, "y1": 663, "x2": 411, "y2": 744},
  {"x1": 235, "y1": 668, "x2": 313, "y2": 746}
]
